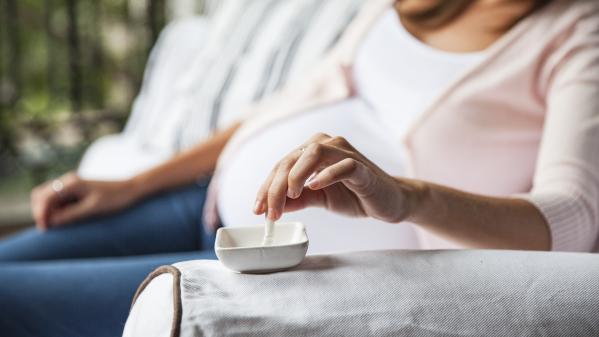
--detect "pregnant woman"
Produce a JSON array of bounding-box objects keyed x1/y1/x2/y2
[{"x1": 1, "y1": 0, "x2": 598, "y2": 336}]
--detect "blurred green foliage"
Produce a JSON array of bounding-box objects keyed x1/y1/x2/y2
[{"x1": 0, "y1": 0, "x2": 166, "y2": 185}]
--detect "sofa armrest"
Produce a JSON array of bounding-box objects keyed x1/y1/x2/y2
[{"x1": 124, "y1": 249, "x2": 599, "y2": 337}]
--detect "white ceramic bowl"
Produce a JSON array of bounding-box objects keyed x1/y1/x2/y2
[{"x1": 215, "y1": 222, "x2": 309, "y2": 273}]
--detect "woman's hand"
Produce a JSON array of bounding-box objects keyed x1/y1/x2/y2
[
  {"x1": 31, "y1": 172, "x2": 140, "y2": 230},
  {"x1": 254, "y1": 133, "x2": 551, "y2": 250},
  {"x1": 254, "y1": 133, "x2": 421, "y2": 222}
]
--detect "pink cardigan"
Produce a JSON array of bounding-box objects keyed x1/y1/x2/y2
[{"x1": 209, "y1": 0, "x2": 599, "y2": 252}]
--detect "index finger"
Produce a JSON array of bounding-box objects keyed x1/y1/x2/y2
[
  {"x1": 32, "y1": 186, "x2": 59, "y2": 231},
  {"x1": 254, "y1": 133, "x2": 331, "y2": 216},
  {"x1": 287, "y1": 143, "x2": 351, "y2": 199}
]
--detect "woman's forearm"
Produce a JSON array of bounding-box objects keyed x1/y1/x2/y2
[
  {"x1": 404, "y1": 178, "x2": 551, "y2": 250},
  {"x1": 129, "y1": 122, "x2": 240, "y2": 199},
  {"x1": 255, "y1": 134, "x2": 551, "y2": 250}
]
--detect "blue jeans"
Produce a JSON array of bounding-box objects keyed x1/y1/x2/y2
[{"x1": 0, "y1": 181, "x2": 216, "y2": 337}]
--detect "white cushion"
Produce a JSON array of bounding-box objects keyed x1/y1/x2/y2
[
  {"x1": 77, "y1": 134, "x2": 171, "y2": 180},
  {"x1": 78, "y1": 17, "x2": 210, "y2": 179},
  {"x1": 123, "y1": 273, "x2": 175, "y2": 337},
  {"x1": 123, "y1": 249, "x2": 599, "y2": 337}
]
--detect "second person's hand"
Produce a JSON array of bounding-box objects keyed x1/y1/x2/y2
[{"x1": 31, "y1": 172, "x2": 141, "y2": 230}]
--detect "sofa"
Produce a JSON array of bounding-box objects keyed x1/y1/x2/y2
[{"x1": 71, "y1": 1, "x2": 598, "y2": 336}]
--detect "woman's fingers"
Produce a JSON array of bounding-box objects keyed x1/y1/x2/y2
[
  {"x1": 48, "y1": 196, "x2": 96, "y2": 227},
  {"x1": 254, "y1": 168, "x2": 277, "y2": 215},
  {"x1": 31, "y1": 186, "x2": 56, "y2": 231},
  {"x1": 287, "y1": 143, "x2": 349, "y2": 199},
  {"x1": 253, "y1": 133, "x2": 398, "y2": 222},
  {"x1": 32, "y1": 173, "x2": 85, "y2": 230},
  {"x1": 38, "y1": 193, "x2": 57, "y2": 230},
  {"x1": 254, "y1": 133, "x2": 332, "y2": 216},
  {"x1": 254, "y1": 151, "x2": 303, "y2": 216},
  {"x1": 267, "y1": 144, "x2": 350, "y2": 220},
  {"x1": 307, "y1": 158, "x2": 370, "y2": 192},
  {"x1": 305, "y1": 132, "x2": 333, "y2": 145},
  {"x1": 266, "y1": 157, "x2": 297, "y2": 221},
  {"x1": 283, "y1": 188, "x2": 326, "y2": 213},
  {"x1": 255, "y1": 133, "x2": 366, "y2": 221}
]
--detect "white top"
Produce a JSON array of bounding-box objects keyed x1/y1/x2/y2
[
  {"x1": 353, "y1": 10, "x2": 485, "y2": 144},
  {"x1": 218, "y1": 9, "x2": 485, "y2": 254}
]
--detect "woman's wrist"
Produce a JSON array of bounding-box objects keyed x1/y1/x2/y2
[
  {"x1": 393, "y1": 177, "x2": 430, "y2": 224},
  {"x1": 128, "y1": 174, "x2": 152, "y2": 202}
]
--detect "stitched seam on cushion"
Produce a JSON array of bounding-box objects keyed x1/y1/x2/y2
[{"x1": 129, "y1": 265, "x2": 182, "y2": 337}]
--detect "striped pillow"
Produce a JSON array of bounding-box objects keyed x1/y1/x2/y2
[{"x1": 127, "y1": 0, "x2": 365, "y2": 153}]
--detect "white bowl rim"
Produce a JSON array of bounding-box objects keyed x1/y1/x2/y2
[{"x1": 215, "y1": 222, "x2": 308, "y2": 251}]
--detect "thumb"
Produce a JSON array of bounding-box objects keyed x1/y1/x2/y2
[{"x1": 48, "y1": 197, "x2": 96, "y2": 227}]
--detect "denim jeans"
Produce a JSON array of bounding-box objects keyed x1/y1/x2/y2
[{"x1": 0, "y1": 181, "x2": 216, "y2": 337}]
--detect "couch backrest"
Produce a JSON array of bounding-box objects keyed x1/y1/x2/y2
[{"x1": 123, "y1": 0, "x2": 365, "y2": 155}]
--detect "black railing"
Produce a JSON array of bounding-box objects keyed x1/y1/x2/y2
[
  {"x1": 0, "y1": 0, "x2": 168, "y2": 178},
  {"x1": 0, "y1": 0, "x2": 166, "y2": 145}
]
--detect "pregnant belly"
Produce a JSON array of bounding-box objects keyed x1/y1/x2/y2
[{"x1": 217, "y1": 98, "x2": 420, "y2": 253}]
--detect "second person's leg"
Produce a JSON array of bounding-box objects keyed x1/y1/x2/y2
[
  {"x1": 0, "y1": 250, "x2": 216, "y2": 337},
  {"x1": 0, "y1": 180, "x2": 214, "y2": 262}
]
